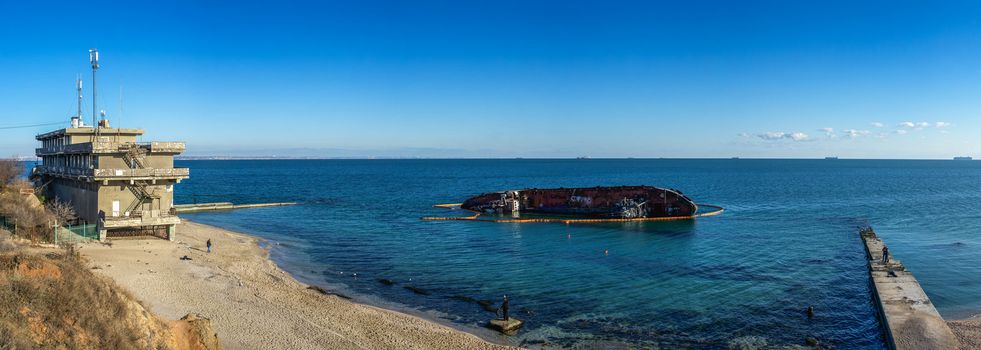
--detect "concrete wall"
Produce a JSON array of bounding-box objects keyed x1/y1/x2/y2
[
  {"x1": 97, "y1": 153, "x2": 175, "y2": 169},
  {"x1": 47, "y1": 179, "x2": 100, "y2": 224},
  {"x1": 97, "y1": 180, "x2": 176, "y2": 218}
]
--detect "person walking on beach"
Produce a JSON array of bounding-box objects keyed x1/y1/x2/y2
[
  {"x1": 501, "y1": 295, "x2": 510, "y2": 321},
  {"x1": 881, "y1": 246, "x2": 889, "y2": 264},
  {"x1": 207, "y1": 239, "x2": 212, "y2": 254}
]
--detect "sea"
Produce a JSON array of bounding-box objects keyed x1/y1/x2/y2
[{"x1": 174, "y1": 159, "x2": 981, "y2": 349}]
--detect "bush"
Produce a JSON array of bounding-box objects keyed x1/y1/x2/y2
[{"x1": 0, "y1": 159, "x2": 21, "y2": 192}]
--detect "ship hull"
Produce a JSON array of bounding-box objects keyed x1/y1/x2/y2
[{"x1": 461, "y1": 186, "x2": 698, "y2": 219}]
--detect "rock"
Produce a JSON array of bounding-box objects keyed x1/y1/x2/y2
[
  {"x1": 805, "y1": 336, "x2": 819, "y2": 346},
  {"x1": 173, "y1": 313, "x2": 222, "y2": 350},
  {"x1": 306, "y1": 285, "x2": 352, "y2": 299},
  {"x1": 377, "y1": 278, "x2": 395, "y2": 286},
  {"x1": 477, "y1": 299, "x2": 498, "y2": 313},
  {"x1": 726, "y1": 336, "x2": 767, "y2": 350},
  {"x1": 403, "y1": 285, "x2": 431, "y2": 295},
  {"x1": 488, "y1": 318, "x2": 523, "y2": 334},
  {"x1": 450, "y1": 294, "x2": 475, "y2": 302}
]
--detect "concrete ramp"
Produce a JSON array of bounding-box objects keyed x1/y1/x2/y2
[{"x1": 861, "y1": 228, "x2": 960, "y2": 350}]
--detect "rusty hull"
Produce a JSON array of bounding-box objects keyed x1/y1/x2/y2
[{"x1": 461, "y1": 186, "x2": 698, "y2": 219}]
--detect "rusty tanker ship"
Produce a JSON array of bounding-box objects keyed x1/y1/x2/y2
[{"x1": 461, "y1": 186, "x2": 699, "y2": 219}]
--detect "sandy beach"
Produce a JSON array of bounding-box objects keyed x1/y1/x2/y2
[
  {"x1": 80, "y1": 221, "x2": 519, "y2": 350},
  {"x1": 949, "y1": 318, "x2": 981, "y2": 350}
]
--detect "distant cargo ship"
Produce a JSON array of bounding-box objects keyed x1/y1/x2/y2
[
  {"x1": 954, "y1": 156, "x2": 973, "y2": 161},
  {"x1": 461, "y1": 186, "x2": 698, "y2": 219}
]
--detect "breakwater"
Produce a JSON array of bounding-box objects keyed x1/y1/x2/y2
[
  {"x1": 174, "y1": 202, "x2": 296, "y2": 213},
  {"x1": 860, "y1": 228, "x2": 959, "y2": 350}
]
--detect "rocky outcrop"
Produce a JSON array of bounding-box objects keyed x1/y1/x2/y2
[{"x1": 171, "y1": 313, "x2": 222, "y2": 350}]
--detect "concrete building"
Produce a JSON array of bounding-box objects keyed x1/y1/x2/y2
[{"x1": 33, "y1": 123, "x2": 188, "y2": 240}]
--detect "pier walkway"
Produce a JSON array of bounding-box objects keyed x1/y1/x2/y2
[
  {"x1": 174, "y1": 202, "x2": 296, "y2": 213},
  {"x1": 860, "y1": 228, "x2": 959, "y2": 350}
]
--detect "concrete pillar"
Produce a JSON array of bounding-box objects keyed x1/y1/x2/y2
[{"x1": 167, "y1": 224, "x2": 175, "y2": 241}]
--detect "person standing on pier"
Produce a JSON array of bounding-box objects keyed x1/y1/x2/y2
[
  {"x1": 501, "y1": 295, "x2": 510, "y2": 321},
  {"x1": 881, "y1": 246, "x2": 889, "y2": 264}
]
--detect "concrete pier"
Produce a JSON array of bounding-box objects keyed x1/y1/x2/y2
[
  {"x1": 174, "y1": 202, "x2": 297, "y2": 213},
  {"x1": 860, "y1": 228, "x2": 959, "y2": 350}
]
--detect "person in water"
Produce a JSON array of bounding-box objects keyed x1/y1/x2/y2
[
  {"x1": 207, "y1": 239, "x2": 212, "y2": 253},
  {"x1": 501, "y1": 295, "x2": 510, "y2": 321},
  {"x1": 881, "y1": 246, "x2": 889, "y2": 264}
]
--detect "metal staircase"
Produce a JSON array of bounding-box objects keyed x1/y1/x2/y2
[
  {"x1": 120, "y1": 143, "x2": 158, "y2": 215},
  {"x1": 121, "y1": 143, "x2": 151, "y2": 169}
]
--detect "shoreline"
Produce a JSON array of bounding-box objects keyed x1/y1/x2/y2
[{"x1": 80, "y1": 221, "x2": 520, "y2": 350}]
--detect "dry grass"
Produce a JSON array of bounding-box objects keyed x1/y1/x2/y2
[{"x1": 0, "y1": 251, "x2": 172, "y2": 350}]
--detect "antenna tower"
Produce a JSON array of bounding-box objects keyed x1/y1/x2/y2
[{"x1": 89, "y1": 48, "x2": 99, "y2": 136}]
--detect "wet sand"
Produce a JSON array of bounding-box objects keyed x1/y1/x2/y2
[{"x1": 81, "y1": 221, "x2": 519, "y2": 350}]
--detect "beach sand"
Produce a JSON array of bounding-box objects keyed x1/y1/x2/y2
[
  {"x1": 80, "y1": 221, "x2": 519, "y2": 350},
  {"x1": 949, "y1": 318, "x2": 981, "y2": 350}
]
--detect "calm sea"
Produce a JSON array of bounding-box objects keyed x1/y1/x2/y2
[{"x1": 175, "y1": 159, "x2": 981, "y2": 349}]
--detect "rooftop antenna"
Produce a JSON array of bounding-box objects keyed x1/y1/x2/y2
[
  {"x1": 76, "y1": 76, "x2": 83, "y2": 119},
  {"x1": 89, "y1": 48, "x2": 99, "y2": 136},
  {"x1": 71, "y1": 75, "x2": 83, "y2": 128}
]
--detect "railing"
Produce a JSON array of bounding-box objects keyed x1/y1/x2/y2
[
  {"x1": 102, "y1": 214, "x2": 180, "y2": 229},
  {"x1": 150, "y1": 141, "x2": 186, "y2": 153},
  {"x1": 36, "y1": 142, "x2": 119, "y2": 155},
  {"x1": 33, "y1": 166, "x2": 92, "y2": 177},
  {"x1": 92, "y1": 168, "x2": 189, "y2": 178},
  {"x1": 35, "y1": 141, "x2": 185, "y2": 155},
  {"x1": 34, "y1": 166, "x2": 189, "y2": 179}
]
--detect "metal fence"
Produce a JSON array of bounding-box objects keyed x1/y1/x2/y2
[
  {"x1": 0, "y1": 215, "x2": 14, "y2": 235},
  {"x1": 53, "y1": 223, "x2": 99, "y2": 244},
  {"x1": 1, "y1": 215, "x2": 99, "y2": 244}
]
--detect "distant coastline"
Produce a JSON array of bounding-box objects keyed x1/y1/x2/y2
[{"x1": 174, "y1": 156, "x2": 978, "y2": 161}]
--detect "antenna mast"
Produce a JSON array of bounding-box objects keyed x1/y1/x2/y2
[
  {"x1": 76, "y1": 76, "x2": 83, "y2": 119},
  {"x1": 70, "y1": 75, "x2": 83, "y2": 128},
  {"x1": 89, "y1": 48, "x2": 99, "y2": 136}
]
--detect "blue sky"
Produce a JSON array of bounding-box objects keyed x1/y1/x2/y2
[{"x1": 1, "y1": 0, "x2": 980, "y2": 158}]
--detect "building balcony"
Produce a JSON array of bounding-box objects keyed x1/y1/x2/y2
[
  {"x1": 102, "y1": 213, "x2": 181, "y2": 229},
  {"x1": 34, "y1": 166, "x2": 190, "y2": 181},
  {"x1": 35, "y1": 141, "x2": 185, "y2": 156}
]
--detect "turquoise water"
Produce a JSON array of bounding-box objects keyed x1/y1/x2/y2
[{"x1": 176, "y1": 159, "x2": 981, "y2": 349}]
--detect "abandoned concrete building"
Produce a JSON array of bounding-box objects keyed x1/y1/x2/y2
[
  {"x1": 34, "y1": 124, "x2": 188, "y2": 240},
  {"x1": 32, "y1": 49, "x2": 188, "y2": 240}
]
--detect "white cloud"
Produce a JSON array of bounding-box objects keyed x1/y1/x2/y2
[
  {"x1": 898, "y1": 121, "x2": 931, "y2": 130},
  {"x1": 895, "y1": 129, "x2": 908, "y2": 135},
  {"x1": 871, "y1": 122, "x2": 884, "y2": 128},
  {"x1": 756, "y1": 132, "x2": 809, "y2": 141},
  {"x1": 842, "y1": 129, "x2": 871, "y2": 138},
  {"x1": 818, "y1": 127, "x2": 835, "y2": 138},
  {"x1": 789, "y1": 132, "x2": 809, "y2": 141},
  {"x1": 936, "y1": 122, "x2": 951, "y2": 128},
  {"x1": 737, "y1": 132, "x2": 750, "y2": 137},
  {"x1": 757, "y1": 132, "x2": 788, "y2": 140}
]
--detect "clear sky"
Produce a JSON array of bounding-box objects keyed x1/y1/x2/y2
[{"x1": 2, "y1": 0, "x2": 980, "y2": 158}]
